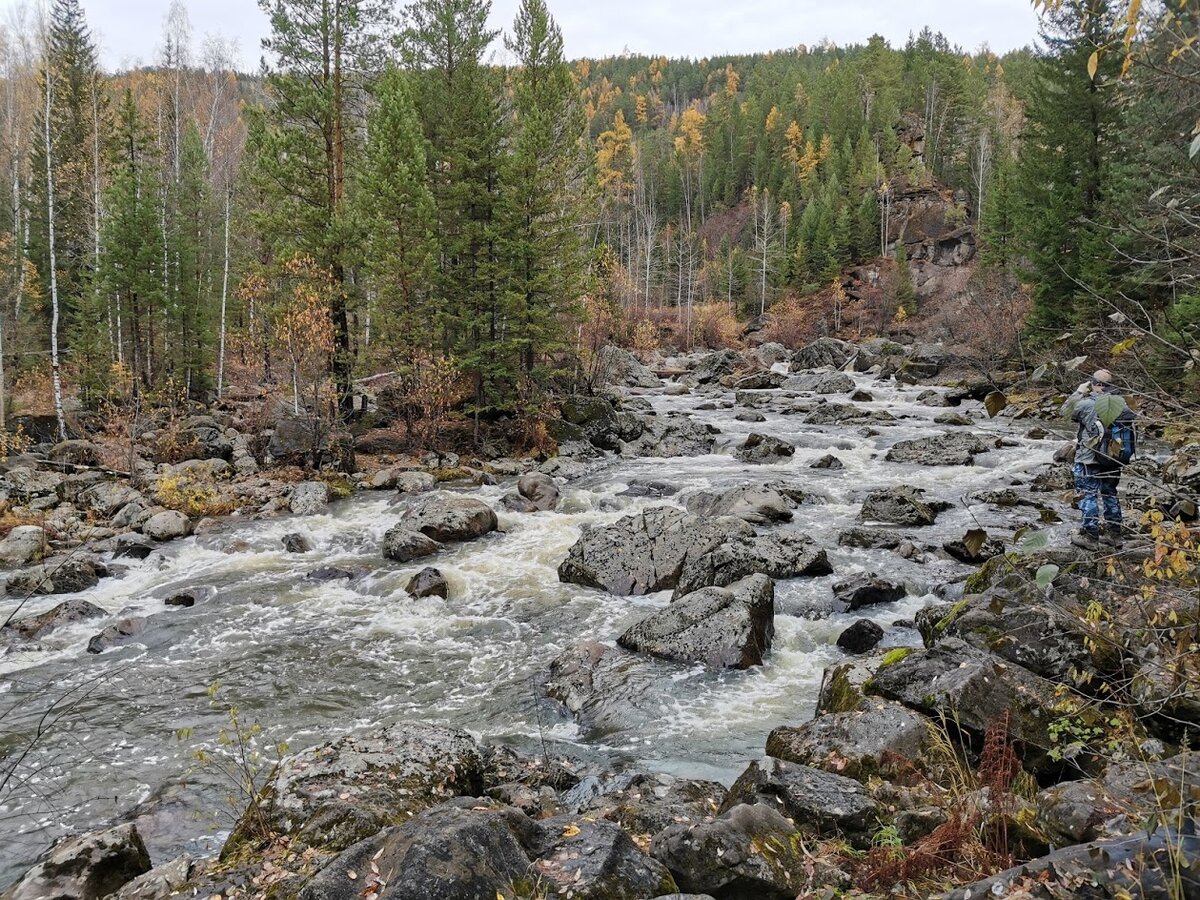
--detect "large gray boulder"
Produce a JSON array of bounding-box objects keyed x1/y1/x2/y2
[
  {"x1": 2, "y1": 823, "x2": 150, "y2": 900},
  {"x1": 691, "y1": 349, "x2": 740, "y2": 384},
  {"x1": 406, "y1": 567, "x2": 448, "y2": 599},
  {"x1": 622, "y1": 417, "x2": 720, "y2": 458},
  {"x1": 382, "y1": 526, "x2": 442, "y2": 563},
  {"x1": 141, "y1": 510, "x2": 191, "y2": 541},
  {"x1": 556, "y1": 394, "x2": 624, "y2": 451},
  {"x1": 0, "y1": 525, "x2": 46, "y2": 566},
  {"x1": 719, "y1": 755, "x2": 878, "y2": 839},
  {"x1": 87, "y1": 617, "x2": 149, "y2": 654},
  {"x1": 859, "y1": 486, "x2": 939, "y2": 526},
  {"x1": 545, "y1": 641, "x2": 666, "y2": 735},
  {"x1": 791, "y1": 337, "x2": 854, "y2": 371},
  {"x1": 401, "y1": 493, "x2": 498, "y2": 543},
  {"x1": 289, "y1": 481, "x2": 330, "y2": 516},
  {"x1": 47, "y1": 439, "x2": 102, "y2": 467},
  {"x1": 502, "y1": 472, "x2": 560, "y2": 512},
  {"x1": 5, "y1": 558, "x2": 99, "y2": 596},
  {"x1": 682, "y1": 483, "x2": 798, "y2": 525},
  {"x1": 4, "y1": 466, "x2": 64, "y2": 499},
  {"x1": 651, "y1": 803, "x2": 835, "y2": 900},
  {"x1": 803, "y1": 403, "x2": 894, "y2": 426},
  {"x1": 599, "y1": 345, "x2": 660, "y2": 388},
  {"x1": 813, "y1": 371, "x2": 855, "y2": 394},
  {"x1": 885, "y1": 432, "x2": 997, "y2": 466},
  {"x1": 5, "y1": 597, "x2": 106, "y2": 640},
  {"x1": 79, "y1": 481, "x2": 145, "y2": 517},
  {"x1": 166, "y1": 415, "x2": 234, "y2": 462},
  {"x1": 532, "y1": 814, "x2": 678, "y2": 898},
  {"x1": 674, "y1": 532, "x2": 831, "y2": 597},
  {"x1": 766, "y1": 700, "x2": 931, "y2": 781},
  {"x1": 558, "y1": 506, "x2": 751, "y2": 596},
  {"x1": 733, "y1": 433, "x2": 795, "y2": 464},
  {"x1": 618, "y1": 575, "x2": 775, "y2": 669},
  {"x1": 831, "y1": 573, "x2": 906, "y2": 611}
]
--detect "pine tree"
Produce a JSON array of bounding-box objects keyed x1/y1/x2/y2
[
  {"x1": 359, "y1": 67, "x2": 437, "y2": 382},
  {"x1": 981, "y1": 153, "x2": 1016, "y2": 269},
  {"x1": 500, "y1": 0, "x2": 587, "y2": 387}
]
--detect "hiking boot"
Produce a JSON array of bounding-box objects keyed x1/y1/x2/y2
[
  {"x1": 1100, "y1": 527, "x2": 1124, "y2": 548},
  {"x1": 1071, "y1": 530, "x2": 1100, "y2": 551}
]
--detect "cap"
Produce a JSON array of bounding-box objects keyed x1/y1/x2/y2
[{"x1": 1091, "y1": 369, "x2": 1112, "y2": 384}]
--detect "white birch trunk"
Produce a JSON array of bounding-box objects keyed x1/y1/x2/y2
[
  {"x1": 217, "y1": 191, "x2": 230, "y2": 398},
  {"x1": 44, "y1": 69, "x2": 67, "y2": 442}
]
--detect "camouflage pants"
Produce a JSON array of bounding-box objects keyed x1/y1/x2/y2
[{"x1": 1073, "y1": 462, "x2": 1121, "y2": 534}]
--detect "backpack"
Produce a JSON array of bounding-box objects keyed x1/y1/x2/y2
[{"x1": 1089, "y1": 414, "x2": 1136, "y2": 468}]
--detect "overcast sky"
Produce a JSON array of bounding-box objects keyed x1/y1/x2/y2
[{"x1": 18, "y1": 0, "x2": 1043, "y2": 72}]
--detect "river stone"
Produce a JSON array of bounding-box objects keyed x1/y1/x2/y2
[
  {"x1": 810, "y1": 454, "x2": 844, "y2": 470},
  {"x1": 406, "y1": 566, "x2": 448, "y2": 599},
  {"x1": 56, "y1": 470, "x2": 106, "y2": 504},
  {"x1": 622, "y1": 417, "x2": 720, "y2": 458},
  {"x1": 2, "y1": 823, "x2": 151, "y2": 900},
  {"x1": 557, "y1": 394, "x2": 623, "y2": 451},
  {"x1": 113, "y1": 533, "x2": 155, "y2": 560},
  {"x1": 289, "y1": 481, "x2": 330, "y2": 516},
  {"x1": 401, "y1": 493, "x2": 498, "y2": 543},
  {"x1": 814, "y1": 372, "x2": 855, "y2": 394},
  {"x1": 111, "y1": 854, "x2": 196, "y2": 900},
  {"x1": 282, "y1": 532, "x2": 314, "y2": 553},
  {"x1": 674, "y1": 532, "x2": 832, "y2": 597},
  {"x1": 579, "y1": 773, "x2": 727, "y2": 837},
  {"x1": 382, "y1": 526, "x2": 442, "y2": 563},
  {"x1": 869, "y1": 639, "x2": 1065, "y2": 771},
  {"x1": 817, "y1": 652, "x2": 891, "y2": 715},
  {"x1": 859, "y1": 486, "x2": 938, "y2": 526},
  {"x1": 502, "y1": 472, "x2": 560, "y2": 512},
  {"x1": 164, "y1": 592, "x2": 196, "y2": 607},
  {"x1": 692, "y1": 349, "x2": 740, "y2": 384},
  {"x1": 169, "y1": 415, "x2": 234, "y2": 462},
  {"x1": 0, "y1": 525, "x2": 46, "y2": 566},
  {"x1": 141, "y1": 510, "x2": 191, "y2": 541},
  {"x1": 5, "y1": 558, "x2": 99, "y2": 596},
  {"x1": 719, "y1": 755, "x2": 877, "y2": 839},
  {"x1": 682, "y1": 483, "x2": 795, "y2": 525},
  {"x1": 87, "y1": 616, "x2": 148, "y2": 654},
  {"x1": 306, "y1": 566, "x2": 354, "y2": 582},
  {"x1": 837, "y1": 527, "x2": 905, "y2": 549},
  {"x1": 80, "y1": 481, "x2": 145, "y2": 517},
  {"x1": 832, "y1": 574, "x2": 906, "y2": 611},
  {"x1": 766, "y1": 700, "x2": 931, "y2": 781},
  {"x1": 544, "y1": 641, "x2": 673, "y2": 735},
  {"x1": 5, "y1": 597, "x2": 107, "y2": 640},
  {"x1": 734, "y1": 410, "x2": 766, "y2": 423},
  {"x1": 295, "y1": 799, "x2": 541, "y2": 900},
  {"x1": 836, "y1": 619, "x2": 884, "y2": 653},
  {"x1": 791, "y1": 337, "x2": 854, "y2": 371},
  {"x1": 885, "y1": 432, "x2": 996, "y2": 466},
  {"x1": 4, "y1": 466, "x2": 64, "y2": 499},
  {"x1": 803, "y1": 403, "x2": 894, "y2": 426},
  {"x1": 651, "y1": 803, "x2": 823, "y2": 900},
  {"x1": 733, "y1": 371, "x2": 785, "y2": 390},
  {"x1": 533, "y1": 814, "x2": 678, "y2": 898},
  {"x1": 618, "y1": 575, "x2": 774, "y2": 669},
  {"x1": 558, "y1": 506, "x2": 751, "y2": 596},
  {"x1": 393, "y1": 471, "x2": 437, "y2": 494},
  {"x1": 733, "y1": 433, "x2": 795, "y2": 464},
  {"x1": 225, "y1": 723, "x2": 487, "y2": 856},
  {"x1": 47, "y1": 439, "x2": 102, "y2": 466},
  {"x1": 599, "y1": 345, "x2": 661, "y2": 388}
]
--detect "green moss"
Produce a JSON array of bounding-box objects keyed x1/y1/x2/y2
[
  {"x1": 963, "y1": 553, "x2": 1018, "y2": 594},
  {"x1": 431, "y1": 466, "x2": 472, "y2": 482},
  {"x1": 935, "y1": 599, "x2": 970, "y2": 635},
  {"x1": 879, "y1": 647, "x2": 914, "y2": 668},
  {"x1": 319, "y1": 476, "x2": 353, "y2": 499}
]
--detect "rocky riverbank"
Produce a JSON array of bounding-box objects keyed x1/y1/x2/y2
[{"x1": 2, "y1": 338, "x2": 1198, "y2": 898}]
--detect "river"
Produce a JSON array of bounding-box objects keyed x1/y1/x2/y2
[{"x1": 0, "y1": 369, "x2": 1067, "y2": 884}]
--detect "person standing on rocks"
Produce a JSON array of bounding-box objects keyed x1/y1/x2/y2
[{"x1": 1060, "y1": 369, "x2": 1136, "y2": 551}]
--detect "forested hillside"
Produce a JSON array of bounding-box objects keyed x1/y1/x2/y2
[{"x1": 0, "y1": 0, "x2": 1196, "y2": 448}]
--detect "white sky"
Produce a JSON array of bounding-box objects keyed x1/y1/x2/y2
[{"x1": 6, "y1": 0, "x2": 1043, "y2": 72}]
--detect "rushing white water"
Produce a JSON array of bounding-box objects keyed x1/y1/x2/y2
[{"x1": 0, "y1": 370, "x2": 1072, "y2": 882}]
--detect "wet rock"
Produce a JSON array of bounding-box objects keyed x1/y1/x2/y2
[
  {"x1": 652, "y1": 803, "x2": 824, "y2": 900},
  {"x1": 918, "y1": 388, "x2": 951, "y2": 407},
  {"x1": 837, "y1": 526, "x2": 905, "y2": 549},
  {"x1": 0, "y1": 525, "x2": 46, "y2": 566},
  {"x1": 556, "y1": 394, "x2": 622, "y2": 451},
  {"x1": 734, "y1": 410, "x2": 765, "y2": 423},
  {"x1": 391, "y1": 471, "x2": 436, "y2": 494},
  {"x1": 581, "y1": 774, "x2": 727, "y2": 837},
  {"x1": 621, "y1": 478, "x2": 679, "y2": 498},
  {"x1": 941, "y1": 533, "x2": 1005, "y2": 563},
  {"x1": 1034, "y1": 752, "x2": 1200, "y2": 846},
  {"x1": 885, "y1": 432, "x2": 997, "y2": 466},
  {"x1": 141, "y1": 510, "x2": 191, "y2": 541},
  {"x1": 817, "y1": 652, "x2": 891, "y2": 714},
  {"x1": 682, "y1": 483, "x2": 795, "y2": 525},
  {"x1": 814, "y1": 371, "x2": 855, "y2": 394},
  {"x1": 733, "y1": 433, "x2": 795, "y2": 464},
  {"x1": 5, "y1": 597, "x2": 107, "y2": 640},
  {"x1": 836, "y1": 619, "x2": 884, "y2": 653},
  {"x1": 401, "y1": 493, "x2": 498, "y2": 543},
  {"x1": 753, "y1": 342, "x2": 789, "y2": 368},
  {"x1": 622, "y1": 417, "x2": 720, "y2": 458},
  {"x1": 733, "y1": 371, "x2": 784, "y2": 390},
  {"x1": 849, "y1": 389, "x2": 874, "y2": 402},
  {"x1": 792, "y1": 337, "x2": 854, "y2": 371},
  {"x1": 5, "y1": 558, "x2": 99, "y2": 596},
  {"x1": 406, "y1": 566, "x2": 448, "y2": 599},
  {"x1": 617, "y1": 574, "x2": 775, "y2": 670},
  {"x1": 804, "y1": 403, "x2": 894, "y2": 426},
  {"x1": 896, "y1": 343, "x2": 951, "y2": 383},
  {"x1": 382, "y1": 526, "x2": 442, "y2": 563},
  {"x1": 664, "y1": 383, "x2": 690, "y2": 396},
  {"x1": 940, "y1": 829, "x2": 1200, "y2": 900},
  {"x1": 47, "y1": 439, "x2": 102, "y2": 466},
  {"x1": 306, "y1": 566, "x2": 354, "y2": 582},
  {"x1": 832, "y1": 573, "x2": 906, "y2": 610},
  {"x1": 502, "y1": 472, "x2": 560, "y2": 513},
  {"x1": 869, "y1": 639, "x2": 1065, "y2": 771},
  {"x1": 810, "y1": 454, "x2": 843, "y2": 470},
  {"x1": 289, "y1": 481, "x2": 330, "y2": 516},
  {"x1": 766, "y1": 699, "x2": 931, "y2": 781},
  {"x1": 674, "y1": 532, "x2": 831, "y2": 597},
  {"x1": 532, "y1": 814, "x2": 678, "y2": 898},
  {"x1": 282, "y1": 532, "x2": 313, "y2": 553},
  {"x1": 113, "y1": 533, "x2": 155, "y2": 560},
  {"x1": 2, "y1": 823, "x2": 151, "y2": 900},
  {"x1": 87, "y1": 616, "x2": 148, "y2": 653},
  {"x1": 79, "y1": 481, "x2": 145, "y2": 517},
  {"x1": 934, "y1": 411, "x2": 973, "y2": 426},
  {"x1": 558, "y1": 506, "x2": 751, "y2": 596},
  {"x1": 111, "y1": 854, "x2": 196, "y2": 900},
  {"x1": 691, "y1": 349, "x2": 740, "y2": 384},
  {"x1": 164, "y1": 592, "x2": 195, "y2": 607},
  {"x1": 599, "y1": 345, "x2": 661, "y2": 388},
  {"x1": 225, "y1": 723, "x2": 487, "y2": 856},
  {"x1": 719, "y1": 755, "x2": 877, "y2": 839},
  {"x1": 544, "y1": 642, "x2": 673, "y2": 735},
  {"x1": 859, "y1": 486, "x2": 939, "y2": 526}
]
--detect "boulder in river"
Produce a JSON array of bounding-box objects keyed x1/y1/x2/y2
[
  {"x1": 141, "y1": 510, "x2": 191, "y2": 541},
  {"x1": 810, "y1": 453, "x2": 844, "y2": 470},
  {"x1": 885, "y1": 432, "x2": 997, "y2": 466},
  {"x1": 674, "y1": 531, "x2": 831, "y2": 597},
  {"x1": 382, "y1": 526, "x2": 442, "y2": 563},
  {"x1": 2, "y1": 823, "x2": 151, "y2": 900},
  {"x1": 832, "y1": 573, "x2": 907, "y2": 611},
  {"x1": 691, "y1": 349, "x2": 740, "y2": 384},
  {"x1": 5, "y1": 558, "x2": 100, "y2": 596},
  {"x1": 836, "y1": 618, "x2": 884, "y2": 653},
  {"x1": 599, "y1": 345, "x2": 661, "y2": 388},
  {"x1": 622, "y1": 417, "x2": 720, "y2": 458},
  {"x1": 281, "y1": 532, "x2": 314, "y2": 553},
  {"x1": 617, "y1": 574, "x2": 775, "y2": 669},
  {"x1": 859, "y1": 486, "x2": 939, "y2": 526},
  {"x1": 803, "y1": 403, "x2": 894, "y2": 426},
  {"x1": 733, "y1": 433, "x2": 795, "y2": 464},
  {"x1": 289, "y1": 481, "x2": 330, "y2": 515},
  {"x1": 5, "y1": 597, "x2": 107, "y2": 640},
  {"x1": 813, "y1": 372, "x2": 855, "y2": 394},
  {"x1": 394, "y1": 471, "x2": 437, "y2": 494},
  {"x1": 791, "y1": 337, "x2": 855, "y2": 371},
  {"x1": 406, "y1": 566, "x2": 448, "y2": 599},
  {"x1": 682, "y1": 483, "x2": 796, "y2": 525},
  {"x1": 401, "y1": 493, "x2": 498, "y2": 543},
  {"x1": 558, "y1": 506, "x2": 751, "y2": 596},
  {"x1": 87, "y1": 616, "x2": 149, "y2": 654},
  {"x1": 501, "y1": 472, "x2": 560, "y2": 512}
]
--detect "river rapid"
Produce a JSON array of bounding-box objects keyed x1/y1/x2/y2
[{"x1": 0, "y1": 370, "x2": 1072, "y2": 884}]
